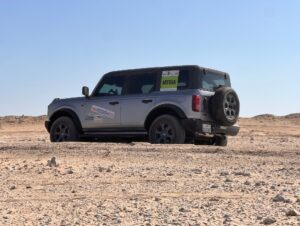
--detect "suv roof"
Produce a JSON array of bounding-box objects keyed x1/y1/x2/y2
[{"x1": 105, "y1": 65, "x2": 228, "y2": 77}]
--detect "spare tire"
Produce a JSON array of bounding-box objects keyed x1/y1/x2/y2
[{"x1": 210, "y1": 87, "x2": 240, "y2": 126}]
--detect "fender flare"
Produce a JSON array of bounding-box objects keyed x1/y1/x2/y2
[
  {"x1": 144, "y1": 104, "x2": 187, "y2": 130},
  {"x1": 48, "y1": 108, "x2": 83, "y2": 133}
]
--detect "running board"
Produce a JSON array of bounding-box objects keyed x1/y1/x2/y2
[{"x1": 80, "y1": 131, "x2": 148, "y2": 138}]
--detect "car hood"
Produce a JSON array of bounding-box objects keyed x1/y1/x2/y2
[{"x1": 51, "y1": 97, "x2": 85, "y2": 104}]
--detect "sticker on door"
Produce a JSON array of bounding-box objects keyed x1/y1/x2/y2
[{"x1": 87, "y1": 105, "x2": 115, "y2": 121}]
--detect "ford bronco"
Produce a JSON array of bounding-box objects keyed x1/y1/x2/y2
[{"x1": 45, "y1": 65, "x2": 240, "y2": 146}]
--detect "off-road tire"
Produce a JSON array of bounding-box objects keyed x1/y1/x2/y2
[
  {"x1": 194, "y1": 137, "x2": 214, "y2": 146},
  {"x1": 50, "y1": 117, "x2": 79, "y2": 142},
  {"x1": 210, "y1": 87, "x2": 240, "y2": 126},
  {"x1": 149, "y1": 115, "x2": 186, "y2": 144},
  {"x1": 214, "y1": 135, "x2": 228, "y2": 146}
]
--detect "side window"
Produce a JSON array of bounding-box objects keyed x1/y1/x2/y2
[
  {"x1": 96, "y1": 75, "x2": 124, "y2": 96},
  {"x1": 127, "y1": 73, "x2": 157, "y2": 95}
]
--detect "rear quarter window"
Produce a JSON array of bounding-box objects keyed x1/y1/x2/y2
[{"x1": 159, "y1": 69, "x2": 190, "y2": 91}]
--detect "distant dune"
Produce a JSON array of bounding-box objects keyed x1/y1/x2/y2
[
  {"x1": 252, "y1": 114, "x2": 276, "y2": 120},
  {"x1": 252, "y1": 113, "x2": 300, "y2": 124},
  {"x1": 0, "y1": 115, "x2": 46, "y2": 127},
  {"x1": 283, "y1": 113, "x2": 300, "y2": 119},
  {"x1": 252, "y1": 113, "x2": 300, "y2": 121}
]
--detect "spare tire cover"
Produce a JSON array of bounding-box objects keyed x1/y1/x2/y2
[{"x1": 210, "y1": 87, "x2": 240, "y2": 126}]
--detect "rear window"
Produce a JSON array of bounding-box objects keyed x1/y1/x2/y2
[{"x1": 201, "y1": 72, "x2": 230, "y2": 91}]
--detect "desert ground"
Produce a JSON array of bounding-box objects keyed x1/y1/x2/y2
[{"x1": 0, "y1": 115, "x2": 299, "y2": 226}]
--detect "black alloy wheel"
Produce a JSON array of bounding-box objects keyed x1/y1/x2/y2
[
  {"x1": 50, "y1": 117, "x2": 79, "y2": 142},
  {"x1": 149, "y1": 115, "x2": 185, "y2": 144}
]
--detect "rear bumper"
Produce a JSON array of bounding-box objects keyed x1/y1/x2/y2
[
  {"x1": 45, "y1": 121, "x2": 50, "y2": 133},
  {"x1": 181, "y1": 119, "x2": 240, "y2": 136}
]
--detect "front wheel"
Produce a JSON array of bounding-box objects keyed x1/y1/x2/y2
[
  {"x1": 50, "y1": 117, "x2": 79, "y2": 142},
  {"x1": 149, "y1": 115, "x2": 185, "y2": 144}
]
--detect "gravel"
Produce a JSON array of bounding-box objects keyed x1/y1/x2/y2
[{"x1": 0, "y1": 116, "x2": 299, "y2": 225}]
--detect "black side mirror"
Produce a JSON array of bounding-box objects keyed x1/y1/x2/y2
[{"x1": 82, "y1": 86, "x2": 89, "y2": 97}]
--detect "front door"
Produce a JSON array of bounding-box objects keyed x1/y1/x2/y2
[
  {"x1": 81, "y1": 74, "x2": 125, "y2": 130},
  {"x1": 81, "y1": 96, "x2": 121, "y2": 129}
]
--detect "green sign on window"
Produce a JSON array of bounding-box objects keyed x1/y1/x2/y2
[{"x1": 160, "y1": 70, "x2": 179, "y2": 91}]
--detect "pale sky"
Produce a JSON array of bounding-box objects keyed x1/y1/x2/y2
[{"x1": 0, "y1": 1, "x2": 299, "y2": 116}]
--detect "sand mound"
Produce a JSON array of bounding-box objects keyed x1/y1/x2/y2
[
  {"x1": 252, "y1": 114, "x2": 276, "y2": 120},
  {"x1": 283, "y1": 113, "x2": 300, "y2": 119},
  {"x1": 252, "y1": 113, "x2": 300, "y2": 121}
]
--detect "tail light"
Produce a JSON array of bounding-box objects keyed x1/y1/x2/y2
[{"x1": 192, "y1": 95, "x2": 201, "y2": 112}]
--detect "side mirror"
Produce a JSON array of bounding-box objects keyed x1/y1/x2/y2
[{"x1": 82, "y1": 86, "x2": 89, "y2": 97}]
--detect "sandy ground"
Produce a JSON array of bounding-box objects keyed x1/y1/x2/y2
[{"x1": 0, "y1": 115, "x2": 299, "y2": 226}]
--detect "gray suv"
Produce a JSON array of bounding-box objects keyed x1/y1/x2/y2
[{"x1": 45, "y1": 65, "x2": 240, "y2": 146}]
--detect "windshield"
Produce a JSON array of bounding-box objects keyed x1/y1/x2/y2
[{"x1": 201, "y1": 72, "x2": 230, "y2": 91}]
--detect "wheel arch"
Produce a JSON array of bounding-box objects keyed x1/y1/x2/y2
[
  {"x1": 48, "y1": 108, "x2": 83, "y2": 133},
  {"x1": 144, "y1": 104, "x2": 187, "y2": 130}
]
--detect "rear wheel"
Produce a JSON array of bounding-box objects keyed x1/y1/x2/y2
[
  {"x1": 149, "y1": 115, "x2": 185, "y2": 144},
  {"x1": 50, "y1": 117, "x2": 79, "y2": 142},
  {"x1": 214, "y1": 135, "x2": 227, "y2": 146}
]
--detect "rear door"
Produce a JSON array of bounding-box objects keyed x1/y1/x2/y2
[
  {"x1": 120, "y1": 71, "x2": 158, "y2": 128},
  {"x1": 81, "y1": 74, "x2": 125, "y2": 129}
]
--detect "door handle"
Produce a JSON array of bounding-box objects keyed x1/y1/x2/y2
[
  {"x1": 109, "y1": 101, "x2": 119, "y2": 105},
  {"x1": 142, "y1": 99, "x2": 153, "y2": 104}
]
